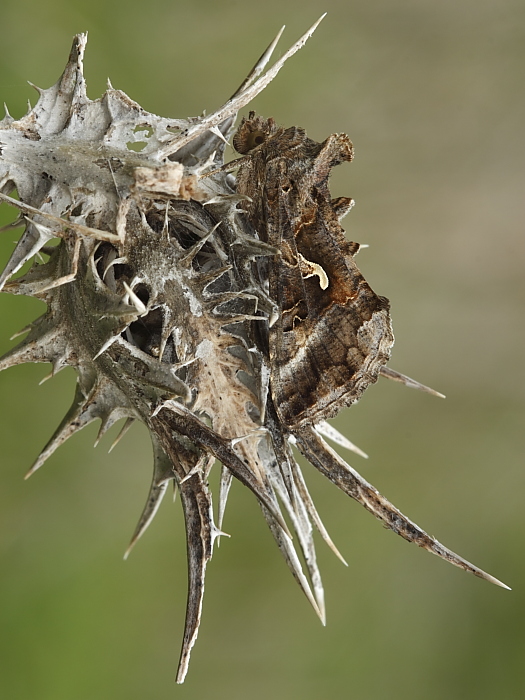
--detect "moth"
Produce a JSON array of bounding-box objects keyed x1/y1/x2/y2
[
  {"x1": 231, "y1": 111, "x2": 508, "y2": 588},
  {"x1": 234, "y1": 112, "x2": 413, "y2": 426}
]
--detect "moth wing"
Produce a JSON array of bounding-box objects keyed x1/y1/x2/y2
[{"x1": 266, "y1": 159, "x2": 393, "y2": 427}]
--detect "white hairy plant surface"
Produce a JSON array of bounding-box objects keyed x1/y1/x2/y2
[{"x1": 0, "y1": 19, "x2": 508, "y2": 683}]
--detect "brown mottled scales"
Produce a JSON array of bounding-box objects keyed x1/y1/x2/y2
[{"x1": 234, "y1": 112, "x2": 393, "y2": 427}]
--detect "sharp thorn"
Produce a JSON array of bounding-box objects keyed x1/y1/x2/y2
[
  {"x1": 9, "y1": 325, "x2": 32, "y2": 341},
  {"x1": 380, "y1": 365, "x2": 446, "y2": 399},
  {"x1": 38, "y1": 369, "x2": 54, "y2": 385},
  {"x1": 159, "y1": 14, "x2": 326, "y2": 159},
  {"x1": 179, "y1": 222, "x2": 220, "y2": 268},
  {"x1": 122, "y1": 281, "x2": 147, "y2": 315},
  {"x1": 315, "y1": 421, "x2": 368, "y2": 459},
  {"x1": 229, "y1": 24, "x2": 285, "y2": 99},
  {"x1": 93, "y1": 334, "x2": 119, "y2": 360},
  {"x1": 208, "y1": 125, "x2": 229, "y2": 145},
  {"x1": 108, "y1": 417, "x2": 135, "y2": 453}
]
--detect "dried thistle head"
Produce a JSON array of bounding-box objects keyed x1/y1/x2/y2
[{"x1": 0, "y1": 19, "x2": 508, "y2": 683}]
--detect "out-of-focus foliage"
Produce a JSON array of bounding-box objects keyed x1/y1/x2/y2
[{"x1": 0, "y1": 1, "x2": 523, "y2": 698}]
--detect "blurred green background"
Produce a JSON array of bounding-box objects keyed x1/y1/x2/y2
[{"x1": 0, "y1": 0, "x2": 524, "y2": 698}]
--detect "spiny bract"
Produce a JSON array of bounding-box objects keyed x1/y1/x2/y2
[{"x1": 0, "y1": 21, "x2": 508, "y2": 683}]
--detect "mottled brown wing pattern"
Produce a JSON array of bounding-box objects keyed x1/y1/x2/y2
[{"x1": 234, "y1": 113, "x2": 394, "y2": 427}]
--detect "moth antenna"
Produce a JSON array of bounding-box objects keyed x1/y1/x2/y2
[
  {"x1": 380, "y1": 366, "x2": 446, "y2": 399},
  {"x1": 198, "y1": 156, "x2": 246, "y2": 179}
]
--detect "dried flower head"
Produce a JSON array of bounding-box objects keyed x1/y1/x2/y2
[{"x1": 0, "y1": 18, "x2": 508, "y2": 683}]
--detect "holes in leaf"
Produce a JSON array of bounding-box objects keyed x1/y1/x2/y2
[
  {"x1": 126, "y1": 124, "x2": 153, "y2": 152},
  {"x1": 134, "y1": 124, "x2": 153, "y2": 138},
  {"x1": 126, "y1": 141, "x2": 147, "y2": 152}
]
